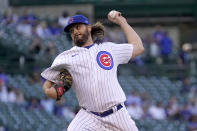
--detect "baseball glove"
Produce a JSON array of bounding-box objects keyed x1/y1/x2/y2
[{"x1": 54, "y1": 69, "x2": 72, "y2": 100}]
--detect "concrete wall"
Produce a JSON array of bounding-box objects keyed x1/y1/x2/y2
[
  {"x1": 11, "y1": 4, "x2": 94, "y2": 22},
  {"x1": 0, "y1": 0, "x2": 9, "y2": 13}
]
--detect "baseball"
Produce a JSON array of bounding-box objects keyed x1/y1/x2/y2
[{"x1": 109, "y1": 10, "x2": 117, "y2": 18}]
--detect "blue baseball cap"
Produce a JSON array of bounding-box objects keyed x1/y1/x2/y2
[{"x1": 64, "y1": 15, "x2": 90, "y2": 32}]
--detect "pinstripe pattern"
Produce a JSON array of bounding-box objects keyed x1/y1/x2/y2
[
  {"x1": 101, "y1": 105, "x2": 138, "y2": 131},
  {"x1": 41, "y1": 42, "x2": 138, "y2": 130},
  {"x1": 67, "y1": 109, "x2": 104, "y2": 131},
  {"x1": 67, "y1": 106, "x2": 138, "y2": 131}
]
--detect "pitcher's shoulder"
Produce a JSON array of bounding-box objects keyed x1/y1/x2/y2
[
  {"x1": 101, "y1": 42, "x2": 115, "y2": 46},
  {"x1": 96, "y1": 42, "x2": 116, "y2": 49},
  {"x1": 56, "y1": 48, "x2": 76, "y2": 57}
]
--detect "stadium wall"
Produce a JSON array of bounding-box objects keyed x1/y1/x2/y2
[
  {"x1": 11, "y1": 4, "x2": 94, "y2": 23},
  {"x1": 0, "y1": 0, "x2": 9, "y2": 13}
]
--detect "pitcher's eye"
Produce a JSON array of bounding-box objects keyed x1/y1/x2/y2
[
  {"x1": 69, "y1": 28, "x2": 74, "y2": 33},
  {"x1": 76, "y1": 24, "x2": 82, "y2": 30}
]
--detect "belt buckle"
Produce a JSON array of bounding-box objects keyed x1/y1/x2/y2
[
  {"x1": 112, "y1": 105, "x2": 118, "y2": 113},
  {"x1": 98, "y1": 112, "x2": 102, "y2": 116}
]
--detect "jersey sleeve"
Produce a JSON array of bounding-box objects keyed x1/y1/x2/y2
[
  {"x1": 41, "y1": 53, "x2": 69, "y2": 83},
  {"x1": 110, "y1": 43, "x2": 134, "y2": 65}
]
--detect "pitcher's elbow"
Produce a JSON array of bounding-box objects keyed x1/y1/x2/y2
[
  {"x1": 42, "y1": 85, "x2": 50, "y2": 96},
  {"x1": 43, "y1": 87, "x2": 49, "y2": 96},
  {"x1": 138, "y1": 43, "x2": 145, "y2": 54},
  {"x1": 138, "y1": 40, "x2": 144, "y2": 54},
  {"x1": 141, "y1": 46, "x2": 145, "y2": 54}
]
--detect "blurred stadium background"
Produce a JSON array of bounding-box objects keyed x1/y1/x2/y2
[{"x1": 0, "y1": 0, "x2": 197, "y2": 131}]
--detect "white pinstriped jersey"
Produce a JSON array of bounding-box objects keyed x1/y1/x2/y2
[{"x1": 41, "y1": 42, "x2": 133, "y2": 112}]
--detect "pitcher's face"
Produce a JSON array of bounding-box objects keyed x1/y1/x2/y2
[{"x1": 69, "y1": 24, "x2": 90, "y2": 47}]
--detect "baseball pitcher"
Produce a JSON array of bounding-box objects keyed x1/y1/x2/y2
[{"x1": 41, "y1": 11, "x2": 144, "y2": 131}]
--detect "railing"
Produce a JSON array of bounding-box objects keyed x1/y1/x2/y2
[
  {"x1": 0, "y1": 55, "x2": 196, "y2": 80},
  {"x1": 118, "y1": 62, "x2": 195, "y2": 80},
  {"x1": 8, "y1": 0, "x2": 197, "y2": 22},
  {"x1": 9, "y1": 0, "x2": 195, "y2": 6}
]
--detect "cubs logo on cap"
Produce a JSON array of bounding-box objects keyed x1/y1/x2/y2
[
  {"x1": 68, "y1": 18, "x2": 74, "y2": 24},
  {"x1": 64, "y1": 15, "x2": 90, "y2": 32},
  {"x1": 96, "y1": 51, "x2": 114, "y2": 70}
]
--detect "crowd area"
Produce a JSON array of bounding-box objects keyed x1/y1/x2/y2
[
  {"x1": 126, "y1": 85, "x2": 197, "y2": 121},
  {"x1": 0, "y1": 68, "x2": 76, "y2": 131},
  {"x1": 0, "y1": 9, "x2": 68, "y2": 38},
  {"x1": 0, "y1": 9, "x2": 192, "y2": 66},
  {"x1": 0, "y1": 68, "x2": 75, "y2": 116},
  {"x1": 0, "y1": 9, "x2": 197, "y2": 131},
  {"x1": 1, "y1": 67, "x2": 197, "y2": 130}
]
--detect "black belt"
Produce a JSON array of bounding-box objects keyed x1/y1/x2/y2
[{"x1": 83, "y1": 104, "x2": 123, "y2": 117}]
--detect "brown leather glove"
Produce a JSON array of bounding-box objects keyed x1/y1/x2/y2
[{"x1": 54, "y1": 69, "x2": 72, "y2": 100}]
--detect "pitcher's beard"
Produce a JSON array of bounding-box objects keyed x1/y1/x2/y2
[{"x1": 74, "y1": 29, "x2": 89, "y2": 47}]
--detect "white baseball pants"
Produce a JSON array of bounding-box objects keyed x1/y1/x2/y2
[{"x1": 67, "y1": 106, "x2": 139, "y2": 131}]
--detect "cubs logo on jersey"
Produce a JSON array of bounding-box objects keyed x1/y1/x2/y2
[{"x1": 96, "y1": 51, "x2": 114, "y2": 70}]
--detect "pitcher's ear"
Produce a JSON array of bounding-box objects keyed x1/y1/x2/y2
[{"x1": 87, "y1": 25, "x2": 92, "y2": 32}]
